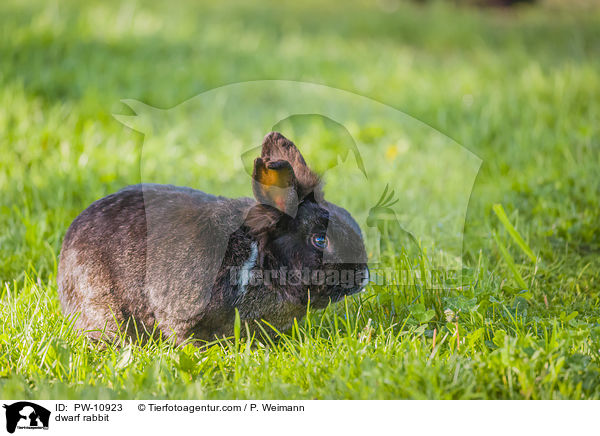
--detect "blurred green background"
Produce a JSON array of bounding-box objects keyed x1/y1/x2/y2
[{"x1": 0, "y1": 0, "x2": 599, "y2": 399}]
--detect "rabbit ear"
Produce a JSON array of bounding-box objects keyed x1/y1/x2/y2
[
  {"x1": 261, "y1": 132, "x2": 308, "y2": 166},
  {"x1": 261, "y1": 132, "x2": 321, "y2": 199},
  {"x1": 252, "y1": 157, "x2": 299, "y2": 216}
]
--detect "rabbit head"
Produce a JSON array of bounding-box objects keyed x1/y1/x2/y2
[{"x1": 243, "y1": 132, "x2": 369, "y2": 309}]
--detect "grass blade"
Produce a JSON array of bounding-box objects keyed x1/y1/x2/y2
[
  {"x1": 492, "y1": 204, "x2": 536, "y2": 262},
  {"x1": 493, "y1": 231, "x2": 528, "y2": 289}
]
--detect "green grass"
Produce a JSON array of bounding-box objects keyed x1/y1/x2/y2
[{"x1": 1, "y1": 0, "x2": 600, "y2": 399}]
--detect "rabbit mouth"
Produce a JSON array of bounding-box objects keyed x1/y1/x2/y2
[
  {"x1": 343, "y1": 284, "x2": 365, "y2": 297},
  {"x1": 331, "y1": 265, "x2": 369, "y2": 300},
  {"x1": 329, "y1": 283, "x2": 366, "y2": 302}
]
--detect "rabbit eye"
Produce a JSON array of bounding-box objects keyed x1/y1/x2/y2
[{"x1": 310, "y1": 234, "x2": 328, "y2": 250}]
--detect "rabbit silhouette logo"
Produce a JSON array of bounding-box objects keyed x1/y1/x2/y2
[{"x1": 2, "y1": 402, "x2": 50, "y2": 434}]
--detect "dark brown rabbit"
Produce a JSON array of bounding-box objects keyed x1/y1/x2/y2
[{"x1": 57, "y1": 132, "x2": 368, "y2": 344}]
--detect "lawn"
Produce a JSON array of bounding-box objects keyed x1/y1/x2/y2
[{"x1": 1, "y1": 0, "x2": 599, "y2": 399}]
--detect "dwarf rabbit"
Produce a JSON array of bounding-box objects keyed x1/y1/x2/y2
[{"x1": 57, "y1": 132, "x2": 368, "y2": 344}]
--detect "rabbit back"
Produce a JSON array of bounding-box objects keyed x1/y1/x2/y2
[{"x1": 57, "y1": 184, "x2": 252, "y2": 342}]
